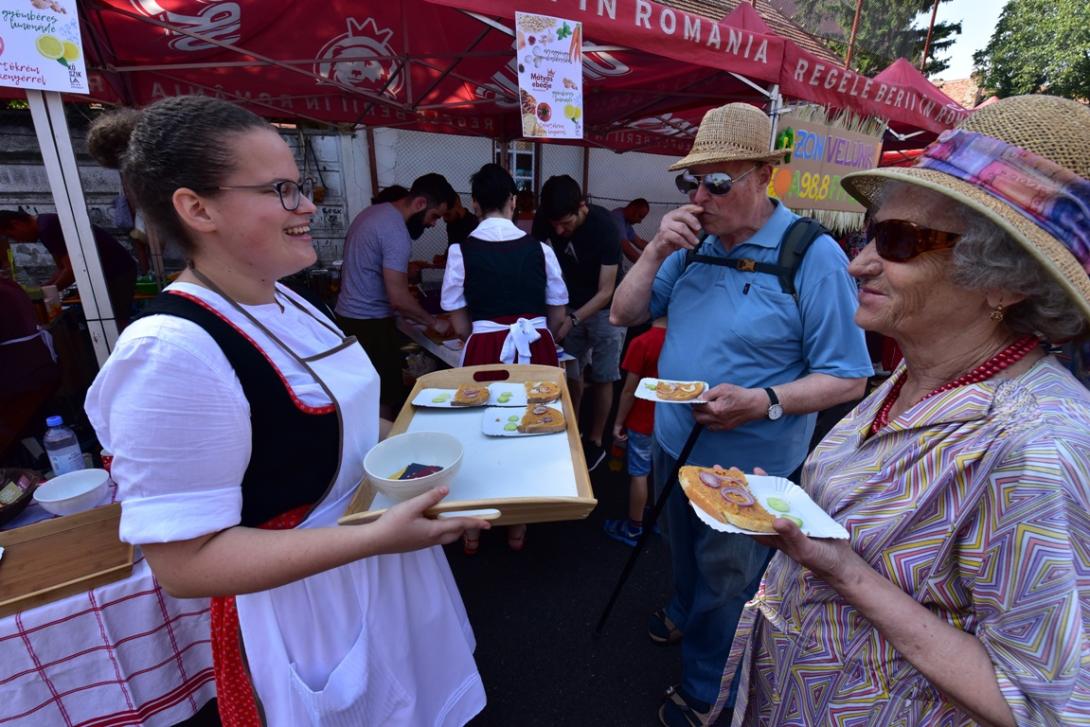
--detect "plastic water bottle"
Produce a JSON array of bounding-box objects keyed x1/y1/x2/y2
[{"x1": 43, "y1": 416, "x2": 84, "y2": 476}]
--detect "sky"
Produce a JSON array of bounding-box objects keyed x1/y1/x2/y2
[{"x1": 920, "y1": 0, "x2": 1006, "y2": 80}]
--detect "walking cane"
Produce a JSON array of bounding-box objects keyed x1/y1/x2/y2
[{"x1": 594, "y1": 422, "x2": 704, "y2": 636}]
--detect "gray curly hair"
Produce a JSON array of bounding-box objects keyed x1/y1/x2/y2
[
  {"x1": 872, "y1": 183, "x2": 1088, "y2": 343},
  {"x1": 950, "y1": 211, "x2": 1088, "y2": 342}
]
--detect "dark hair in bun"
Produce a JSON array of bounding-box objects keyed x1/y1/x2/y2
[
  {"x1": 115, "y1": 96, "x2": 272, "y2": 252},
  {"x1": 86, "y1": 107, "x2": 142, "y2": 169}
]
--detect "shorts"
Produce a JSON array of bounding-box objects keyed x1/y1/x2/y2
[
  {"x1": 335, "y1": 314, "x2": 407, "y2": 409},
  {"x1": 626, "y1": 429, "x2": 653, "y2": 477},
  {"x1": 563, "y1": 309, "x2": 625, "y2": 383}
]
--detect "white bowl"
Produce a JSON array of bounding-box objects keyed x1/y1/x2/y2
[
  {"x1": 363, "y1": 432, "x2": 462, "y2": 503},
  {"x1": 33, "y1": 468, "x2": 111, "y2": 516}
]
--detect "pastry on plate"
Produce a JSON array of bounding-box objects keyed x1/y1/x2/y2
[
  {"x1": 679, "y1": 465, "x2": 776, "y2": 533},
  {"x1": 525, "y1": 381, "x2": 561, "y2": 403},
  {"x1": 656, "y1": 381, "x2": 705, "y2": 401},
  {"x1": 518, "y1": 404, "x2": 566, "y2": 434},
  {"x1": 452, "y1": 383, "x2": 490, "y2": 406}
]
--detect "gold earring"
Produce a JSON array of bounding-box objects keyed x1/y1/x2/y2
[{"x1": 990, "y1": 304, "x2": 1005, "y2": 322}]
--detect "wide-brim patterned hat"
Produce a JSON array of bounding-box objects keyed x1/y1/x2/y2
[
  {"x1": 842, "y1": 95, "x2": 1090, "y2": 322},
  {"x1": 668, "y1": 102, "x2": 787, "y2": 171}
]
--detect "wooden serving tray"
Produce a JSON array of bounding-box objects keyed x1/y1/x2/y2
[
  {"x1": 0, "y1": 504, "x2": 134, "y2": 618},
  {"x1": 340, "y1": 364, "x2": 597, "y2": 526}
]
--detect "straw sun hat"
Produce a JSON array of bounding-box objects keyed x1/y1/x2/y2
[
  {"x1": 669, "y1": 102, "x2": 787, "y2": 171},
  {"x1": 842, "y1": 95, "x2": 1090, "y2": 322}
]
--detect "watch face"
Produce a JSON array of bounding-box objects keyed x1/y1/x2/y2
[{"x1": 768, "y1": 404, "x2": 784, "y2": 421}]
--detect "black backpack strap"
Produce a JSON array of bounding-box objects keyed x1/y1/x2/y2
[
  {"x1": 683, "y1": 218, "x2": 826, "y2": 301},
  {"x1": 775, "y1": 217, "x2": 826, "y2": 298}
]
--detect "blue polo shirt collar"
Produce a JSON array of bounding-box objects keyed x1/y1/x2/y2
[{"x1": 707, "y1": 199, "x2": 794, "y2": 254}]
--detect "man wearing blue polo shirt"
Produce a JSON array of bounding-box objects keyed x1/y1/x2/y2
[{"x1": 611, "y1": 103, "x2": 872, "y2": 726}]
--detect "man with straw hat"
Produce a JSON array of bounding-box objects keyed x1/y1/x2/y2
[
  {"x1": 612, "y1": 102, "x2": 872, "y2": 725},
  {"x1": 706, "y1": 94, "x2": 1090, "y2": 726}
]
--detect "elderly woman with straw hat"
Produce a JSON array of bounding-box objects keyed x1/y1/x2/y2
[{"x1": 711, "y1": 94, "x2": 1090, "y2": 726}]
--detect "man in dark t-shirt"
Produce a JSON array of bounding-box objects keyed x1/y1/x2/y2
[
  {"x1": 532, "y1": 175, "x2": 623, "y2": 471},
  {"x1": 0, "y1": 210, "x2": 137, "y2": 326},
  {"x1": 444, "y1": 195, "x2": 479, "y2": 248}
]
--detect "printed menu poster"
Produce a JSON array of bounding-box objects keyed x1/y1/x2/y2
[
  {"x1": 515, "y1": 12, "x2": 583, "y2": 140},
  {"x1": 0, "y1": 0, "x2": 88, "y2": 94}
]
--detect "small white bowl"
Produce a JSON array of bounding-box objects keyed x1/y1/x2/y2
[
  {"x1": 363, "y1": 432, "x2": 462, "y2": 503},
  {"x1": 33, "y1": 468, "x2": 111, "y2": 516}
]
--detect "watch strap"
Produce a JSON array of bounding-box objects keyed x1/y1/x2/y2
[{"x1": 763, "y1": 387, "x2": 779, "y2": 406}]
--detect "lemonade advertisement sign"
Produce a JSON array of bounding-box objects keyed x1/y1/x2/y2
[
  {"x1": 515, "y1": 12, "x2": 583, "y2": 140},
  {"x1": 0, "y1": 0, "x2": 88, "y2": 94}
]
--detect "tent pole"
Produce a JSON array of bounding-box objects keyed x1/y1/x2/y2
[
  {"x1": 365, "y1": 129, "x2": 380, "y2": 200},
  {"x1": 768, "y1": 84, "x2": 783, "y2": 149},
  {"x1": 920, "y1": 0, "x2": 941, "y2": 71},
  {"x1": 844, "y1": 0, "x2": 864, "y2": 68},
  {"x1": 582, "y1": 146, "x2": 590, "y2": 196},
  {"x1": 26, "y1": 90, "x2": 117, "y2": 367}
]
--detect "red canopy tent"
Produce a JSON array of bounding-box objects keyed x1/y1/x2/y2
[{"x1": 58, "y1": 0, "x2": 967, "y2": 155}]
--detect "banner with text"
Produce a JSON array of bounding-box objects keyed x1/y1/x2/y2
[
  {"x1": 515, "y1": 12, "x2": 584, "y2": 139},
  {"x1": 0, "y1": 0, "x2": 88, "y2": 94},
  {"x1": 768, "y1": 117, "x2": 883, "y2": 213}
]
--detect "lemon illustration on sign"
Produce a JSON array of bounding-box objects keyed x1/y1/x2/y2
[
  {"x1": 63, "y1": 41, "x2": 81, "y2": 63},
  {"x1": 36, "y1": 35, "x2": 64, "y2": 60},
  {"x1": 564, "y1": 104, "x2": 581, "y2": 123}
]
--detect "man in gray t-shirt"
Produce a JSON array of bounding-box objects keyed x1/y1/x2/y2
[{"x1": 335, "y1": 173, "x2": 455, "y2": 415}]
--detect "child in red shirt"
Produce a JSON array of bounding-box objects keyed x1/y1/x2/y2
[{"x1": 604, "y1": 318, "x2": 666, "y2": 546}]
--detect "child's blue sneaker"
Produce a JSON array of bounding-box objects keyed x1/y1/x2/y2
[{"x1": 603, "y1": 518, "x2": 644, "y2": 547}]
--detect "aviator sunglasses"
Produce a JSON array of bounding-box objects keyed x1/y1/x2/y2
[
  {"x1": 675, "y1": 165, "x2": 759, "y2": 196},
  {"x1": 866, "y1": 219, "x2": 962, "y2": 262}
]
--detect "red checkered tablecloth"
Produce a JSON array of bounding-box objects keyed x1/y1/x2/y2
[{"x1": 0, "y1": 554, "x2": 215, "y2": 726}]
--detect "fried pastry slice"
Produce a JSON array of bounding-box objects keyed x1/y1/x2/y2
[
  {"x1": 518, "y1": 404, "x2": 566, "y2": 434},
  {"x1": 679, "y1": 465, "x2": 776, "y2": 533},
  {"x1": 524, "y1": 381, "x2": 562, "y2": 403},
  {"x1": 655, "y1": 381, "x2": 705, "y2": 401},
  {"x1": 452, "y1": 383, "x2": 490, "y2": 407}
]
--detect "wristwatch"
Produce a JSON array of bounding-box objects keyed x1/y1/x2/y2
[
  {"x1": 568, "y1": 311, "x2": 580, "y2": 326},
  {"x1": 764, "y1": 387, "x2": 784, "y2": 421}
]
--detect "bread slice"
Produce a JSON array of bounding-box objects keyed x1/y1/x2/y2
[
  {"x1": 679, "y1": 465, "x2": 776, "y2": 533},
  {"x1": 655, "y1": 381, "x2": 705, "y2": 401},
  {"x1": 452, "y1": 383, "x2": 490, "y2": 406},
  {"x1": 525, "y1": 381, "x2": 561, "y2": 404},
  {"x1": 518, "y1": 404, "x2": 566, "y2": 434}
]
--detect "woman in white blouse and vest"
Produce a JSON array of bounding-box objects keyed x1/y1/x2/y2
[
  {"x1": 84, "y1": 96, "x2": 491, "y2": 727},
  {"x1": 441, "y1": 163, "x2": 569, "y2": 554},
  {"x1": 441, "y1": 163, "x2": 568, "y2": 367}
]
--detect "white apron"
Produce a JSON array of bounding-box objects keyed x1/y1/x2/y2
[{"x1": 201, "y1": 280, "x2": 484, "y2": 726}]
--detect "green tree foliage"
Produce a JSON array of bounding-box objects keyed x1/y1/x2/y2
[
  {"x1": 973, "y1": 0, "x2": 1090, "y2": 100},
  {"x1": 789, "y1": 0, "x2": 961, "y2": 76}
]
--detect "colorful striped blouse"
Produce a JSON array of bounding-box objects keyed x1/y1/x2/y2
[{"x1": 719, "y1": 356, "x2": 1090, "y2": 726}]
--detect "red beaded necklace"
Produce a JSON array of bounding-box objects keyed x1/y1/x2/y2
[{"x1": 869, "y1": 335, "x2": 1040, "y2": 435}]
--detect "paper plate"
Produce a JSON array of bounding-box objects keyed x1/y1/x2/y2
[
  {"x1": 635, "y1": 378, "x2": 710, "y2": 404},
  {"x1": 411, "y1": 383, "x2": 527, "y2": 408},
  {"x1": 481, "y1": 404, "x2": 566, "y2": 437},
  {"x1": 688, "y1": 475, "x2": 849, "y2": 540}
]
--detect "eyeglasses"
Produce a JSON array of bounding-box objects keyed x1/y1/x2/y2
[
  {"x1": 217, "y1": 177, "x2": 316, "y2": 211},
  {"x1": 866, "y1": 219, "x2": 961, "y2": 262},
  {"x1": 675, "y1": 166, "x2": 759, "y2": 196}
]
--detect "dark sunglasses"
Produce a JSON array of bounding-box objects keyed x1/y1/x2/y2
[
  {"x1": 867, "y1": 219, "x2": 961, "y2": 262},
  {"x1": 675, "y1": 166, "x2": 759, "y2": 196}
]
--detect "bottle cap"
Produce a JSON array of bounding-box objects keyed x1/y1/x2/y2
[{"x1": 46, "y1": 415, "x2": 63, "y2": 427}]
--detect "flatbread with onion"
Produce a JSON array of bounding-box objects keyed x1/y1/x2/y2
[
  {"x1": 525, "y1": 381, "x2": 561, "y2": 403},
  {"x1": 655, "y1": 381, "x2": 705, "y2": 401},
  {"x1": 679, "y1": 465, "x2": 776, "y2": 533}
]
